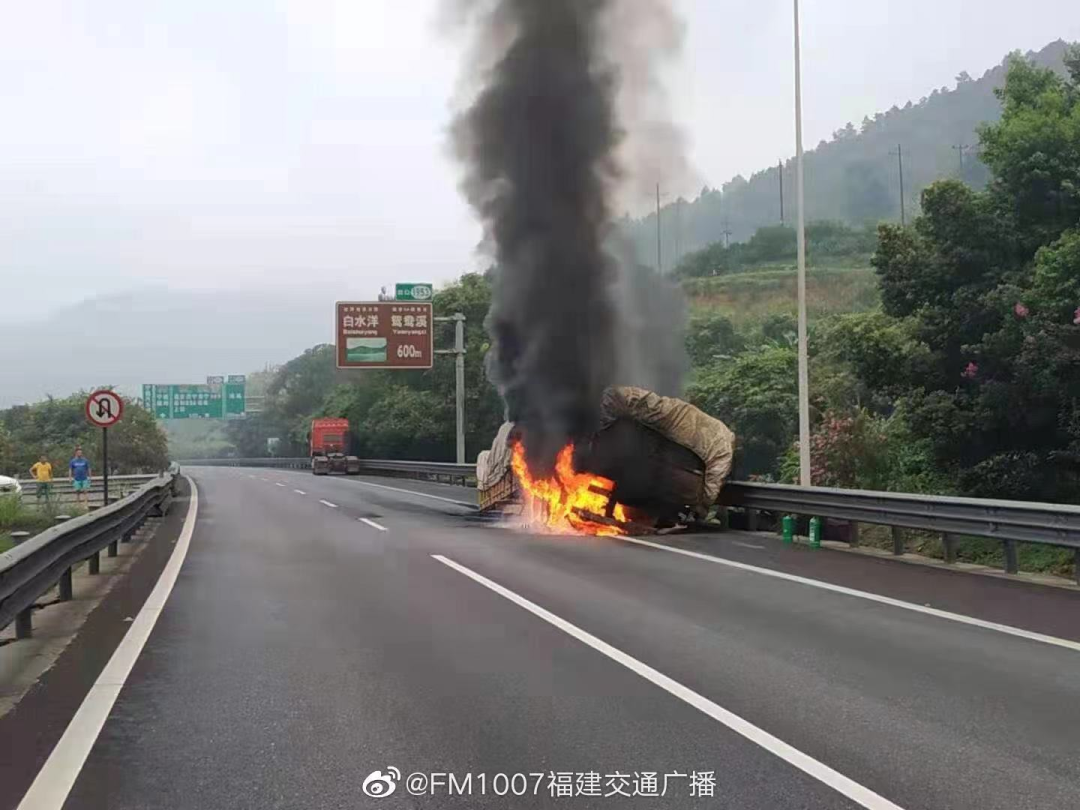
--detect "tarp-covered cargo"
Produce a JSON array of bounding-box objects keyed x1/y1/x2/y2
[
  {"x1": 597, "y1": 386, "x2": 736, "y2": 509},
  {"x1": 477, "y1": 386, "x2": 736, "y2": 519}
]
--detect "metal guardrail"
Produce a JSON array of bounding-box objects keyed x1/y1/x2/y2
[
  {"x1": 0, "y1": 473, "x2": 178, "y2": 639},
  {"x1": 176, "y1": 458, "x2": 1079, "y2": 582},
  {"x1": 7, "y1": 475, "x2": 159, "y2": 507},
  {"x1": 176, "y1": 457, "x2": 310, "y2": 470},
  {"x1": 718, "y1": 482, "x2": 1080, "y2": 583},
  {"x1": 176, "y1": 457, "x2": 475, "y2": 484},
  {"x1": 355, "y1": 459, "x2": 475, "y2": 484}
]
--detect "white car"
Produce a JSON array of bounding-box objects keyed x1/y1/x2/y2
[{"x1": 0, "y1": 475, "x2": 24, "y2": 498}]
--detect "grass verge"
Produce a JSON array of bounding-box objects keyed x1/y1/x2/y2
[
  {"x1": 0, "y1": 495, "x2": 88, "y2": 547},
  {"x1": 683, "y1": 266, "x2": 880, "y2": 328},
  {"x1": 854, "y1": 524, "x2": 1076, "y2": 579}
]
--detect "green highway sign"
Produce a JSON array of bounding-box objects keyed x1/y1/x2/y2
[
  {"x1": 171, "y1": 384, "x2": 223, "y2": 419},
  {"x1": 225, "y1": 377, "x2": 246, "y2": 416},
  {"x1": 395, "y1": 283, "x2": 433, "y2": 301},
  {"x1": 143, "y1": 377, "x2": 246, "y2": 419}
]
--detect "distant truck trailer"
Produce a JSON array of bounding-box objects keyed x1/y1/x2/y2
[{"x1": 310, "y1": 418, "x2": 360, "y2": 476}]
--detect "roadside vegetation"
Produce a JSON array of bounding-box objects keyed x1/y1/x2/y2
[
  {"x1": 0, "y1": 392, "x2": 170, "y2": 479},
  {"x1": 0, "y1": 495, "x2": 88, "y2": 551}
]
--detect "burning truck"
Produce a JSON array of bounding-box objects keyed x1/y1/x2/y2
[{"x1": 477, "y1": 386, "x2": 736, "y2": 536}]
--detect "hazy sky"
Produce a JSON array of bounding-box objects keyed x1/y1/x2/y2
[{"x1": 2, "y1": 0, "x2": 1077, "y2": 319}]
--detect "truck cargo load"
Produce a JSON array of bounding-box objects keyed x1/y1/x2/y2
[{"x1": 476, "y1": 386, "x2": 736, "y2": 530}]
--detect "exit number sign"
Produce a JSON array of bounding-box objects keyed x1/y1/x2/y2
[{"x1": 395, "y1": 283, "x2": 433, "y2": 301}]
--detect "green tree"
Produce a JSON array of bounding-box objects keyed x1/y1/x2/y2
[
  {"x1": 0, "y1": 392, "x2": 168, "y2": 476},
  {"x1": 686, "y1": 347, "x2": 798, "y2": 478},
  {"x1": 685, "y1": 314, "x2": 745, "y2": 366},
  {"x1": 870, "y1": 49, "x2": 1080, "y2": 500}
]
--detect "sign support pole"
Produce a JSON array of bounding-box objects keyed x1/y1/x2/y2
[
  {"x1": 102, "y1": 427, "x2": 109, "y2": 506},
  {"x1": 85, "y1": 390, "x2": 122, "y2": 505},
  {"x1": 435, "y1": 312, "x2": 467, "y2": 465},
  {"x1": 454, "y1": 314, "x2": 466, "y2": 465}
]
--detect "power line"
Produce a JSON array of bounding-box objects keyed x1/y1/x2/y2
[
  {"x1": 675, "y1": 198, "x2": 682, "y2": 267},
  {"x1": 778, "y1": 159, "x2": 785, "y2": 225},
  {"x1": 655, "y1": 182, "x2": 662, "y2": 274},
  {"x1": 890, "y1": 144, "x2": 906, "y2": 226}
]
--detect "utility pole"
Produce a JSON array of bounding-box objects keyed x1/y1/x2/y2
[
  {"x1": 434, "y1": 313, "x2": 467, "y2": 464},
  {"x1": 793, "y1": 0, "x2": 811, "y2": 487},
  {"x1": 891, "y1": 144, "x2": 906, "y2": 226},
  {"x1": 675, "y1": 198, "x2": 682, "y2": 267},
  {"x1": 655, "y1": 182, "x2": 662, "y2": 274},
  {"x1": 953, "y1": 143, "x2": 970, "y2": 175},
  {"x1": 721, "y1": 223, "x2": 732, "y2": 249},
  {"x1": 778, "y1": 159, "x2": 785, "y2": 225}
]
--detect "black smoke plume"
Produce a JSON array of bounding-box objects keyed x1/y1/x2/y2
[{"x1": 450, "y1": 0, "x2": 688, "y2": 474}]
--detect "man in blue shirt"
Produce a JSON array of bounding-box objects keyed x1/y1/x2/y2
[{"x1": 69, "y1": 447, "x2": 92, "y2": 506}]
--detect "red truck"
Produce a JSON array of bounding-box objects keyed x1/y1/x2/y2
[{"x1": 310, "y1": 418, "x2": 360, "y2": 476}]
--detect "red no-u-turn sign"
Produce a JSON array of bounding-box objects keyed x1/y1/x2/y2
[{"x1": 85, "y1": 389, "x2": 124, "y2": 428}]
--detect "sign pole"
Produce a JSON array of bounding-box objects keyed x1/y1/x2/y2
[
  {"x1": 102, "y1": 426, "x2": 109, "y2": 506},
  {"x1": 434, "y1": 312, "x2": 467, "y2": 465},
  {"x1": 454, "y1": 314, "x2": 466, "y2": 465},
  {"x1": 85, "y1": 389, "x2": 123, "y2": 506}
]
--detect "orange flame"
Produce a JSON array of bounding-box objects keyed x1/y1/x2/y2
[{"x1": 511, "y1": 440, "x2": 629, "y2": 536}]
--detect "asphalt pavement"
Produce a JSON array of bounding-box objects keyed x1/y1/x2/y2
[{"x1": 9, "y1": 467, "x2": 1080, "y2": 809}]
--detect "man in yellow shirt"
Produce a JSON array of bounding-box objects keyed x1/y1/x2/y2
[{"x1": 29, "y1": 455, "x2": 53, "y2": 503}]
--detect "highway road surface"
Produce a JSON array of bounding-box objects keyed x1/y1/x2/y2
[{"x1": 6, "y1": 466, "x2": 1080, "y2": 809}]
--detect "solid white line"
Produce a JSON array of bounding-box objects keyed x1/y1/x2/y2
[
  {"x1": 732, "y1": 541, "x2": 766, "y2": 550},
  {"x1": 17, "y1": 477, "x2": 201, "y2": 810},
  {"x1": 293, "y1": 489, "x2": 306, "y2": 495},
  {"x1": 348, "y1": 479, "x2": 476, "y2": 508},
  {"x1": 359, "y1": 518, "x2": 388, "y2": 532},
  {"x1": 319, "y1": 499, "x2": 338, "y2": 509},
  {"x1": 621, "y1": 537, "x2": 1080, "y2": 654},
  {"x1": 432, "y1": 554, "x2": 904, "y2": 810}
]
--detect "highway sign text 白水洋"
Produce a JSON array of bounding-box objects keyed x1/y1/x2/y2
[{"x1": 336, "y1": 301, "x2": 434, "y2": 369}]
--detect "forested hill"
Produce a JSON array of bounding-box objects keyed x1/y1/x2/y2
[{"x1": 622, "y1": 39, "x2": 1074, "y2": 267}]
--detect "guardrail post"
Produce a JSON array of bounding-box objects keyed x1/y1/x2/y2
[
  {"x1": 1003, "y1": 539, "x2": 1018, "y2": 575},
  {"x1": 59, "y1": 567, "x2": 73, "y2": 601},
  {"x1": 891, "y1": 526, "x2": 904, "y2": 556},
  {"x1": 746, "y1": 508, "x2": 759, "y2": 532},
  {"x1": 717, "y1": 506, "x2": 730, "y2": 530},
  {"x1": 88, "y1": 550, "x2": 100, "y2": 574},
  {"x1": 15, "y1": 608, "x2": 32, "y2": 639},
  {"x1": 848, "y1": 521, "x2": 860, "y2": 548},
  {"x1": 942, "y1": 533, "x2": 957, "y2": 564},
  {"x1": 107, "y1": 540, "x2": 118, "y2": 557}
]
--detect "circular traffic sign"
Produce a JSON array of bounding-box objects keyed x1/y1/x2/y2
[{"x1": 85, "y1": 389, "x2": 124, "y2": 428}]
